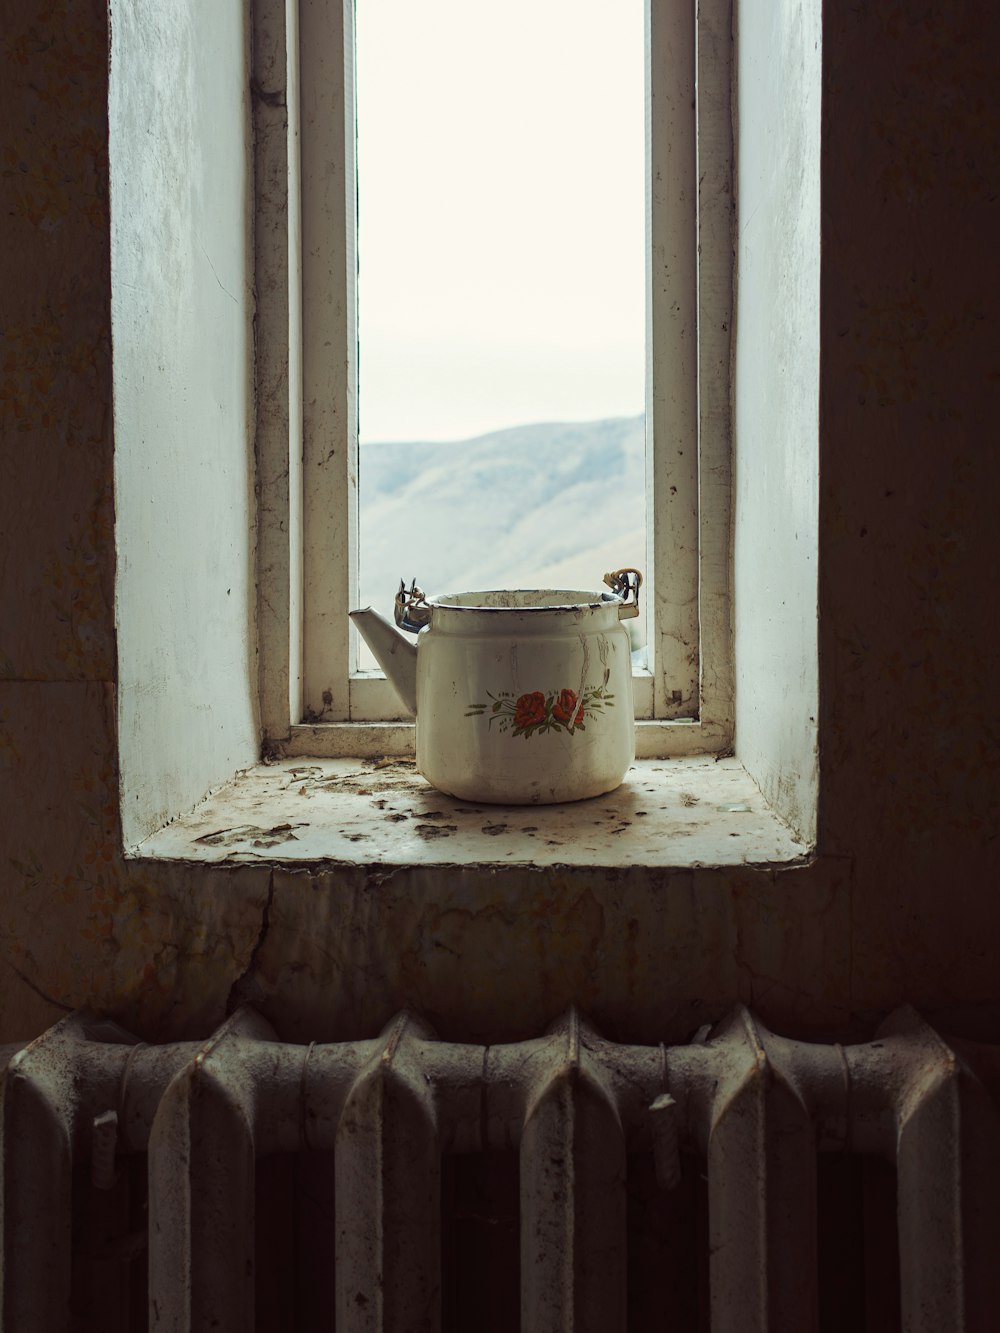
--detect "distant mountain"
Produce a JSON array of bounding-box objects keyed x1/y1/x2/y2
[{"x1": 358, "y1": 416, "x2": 645, "y2": 623}]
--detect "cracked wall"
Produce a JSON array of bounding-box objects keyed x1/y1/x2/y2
[{"x1": 0, "y1": 0, "x2": 998, "y2": 1047}]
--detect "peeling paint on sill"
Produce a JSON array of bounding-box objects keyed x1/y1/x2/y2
[{"x1": 136, "y1": 757, "x2": 810, "y2": 869}]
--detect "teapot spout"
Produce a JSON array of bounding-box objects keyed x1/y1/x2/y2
[{"x1": 349, "y1": 607, "x2": 418, "y2": 715}]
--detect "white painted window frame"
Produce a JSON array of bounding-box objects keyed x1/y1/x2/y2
[{"x1": 254, "y1": 0, "x2": 734, "y2": 760}]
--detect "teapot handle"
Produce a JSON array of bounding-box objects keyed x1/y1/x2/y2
[{"x1": 604, "y1": 567, "x2": 643, "y2": 620}]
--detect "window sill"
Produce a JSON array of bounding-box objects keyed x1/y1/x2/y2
[
  {"x1": 135, "y1": 756, "x2": 809, "y2": 869},
  {"x1": 283, "y1": 718, "x2": 732, "y2": 761}
]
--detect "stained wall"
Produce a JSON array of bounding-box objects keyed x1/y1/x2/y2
[
  {"x1": 733, "y1": 0, "x2": 821, "y2": 843},
  {"x1": 818, "y1": 0, "x2": 1000, "y2": 1017},
  {"x1": 110, "y1": 0, "x2": 259, "y2": 847},
  {"x1": 0, "y1": 0, "x2": 997, "y2": 1047}
]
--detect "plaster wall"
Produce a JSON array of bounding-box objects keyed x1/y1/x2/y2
[
  {"x1": 109, "y1": 0, "x2": 259, "y2": 847},
  {"x1": 733, "y1": 0, "x2": 820, "y2": 843},
  {"x1": 817, "y1": 0, "x2": 1000, "y2": 1009},
  {"x1": 0, "y1": 0, "x2": 997, "y2": 1050}
]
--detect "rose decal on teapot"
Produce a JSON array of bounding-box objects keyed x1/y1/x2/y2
[{"x1": 466, "y1": 685, "x2": 615, "y2": 739}]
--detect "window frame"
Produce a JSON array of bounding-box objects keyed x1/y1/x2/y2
[{"x1": 255, "y1": 0, "x2": 734, "y2": 759}]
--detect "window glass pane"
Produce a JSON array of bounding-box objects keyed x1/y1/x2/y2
[{"x1": 355, "y1": 0, "x2": 645, "y2": 659}]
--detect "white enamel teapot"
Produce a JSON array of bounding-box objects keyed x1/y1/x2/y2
[{"x1": 350, "y1": 569, "x2": 641, "y2": 804}]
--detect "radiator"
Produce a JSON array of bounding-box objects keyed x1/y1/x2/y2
[{"x1": 2, "y1": 1004, "x2": 999, "y2": 1332}]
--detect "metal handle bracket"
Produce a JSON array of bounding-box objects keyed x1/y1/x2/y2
[
  {"x1": 604, "y1": 567, "x2": 643, "y2": 620},
  {"x1": 394, "y1": 579, "x2": 432, "y2": 633}
]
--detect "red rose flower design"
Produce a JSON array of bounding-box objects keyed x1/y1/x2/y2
[
  {"x1": 551, "y1": 688, "x2": 578, "y2": 724},
  {"x1": 514, "y1": 691, "x2": 547, "y2": 728}
]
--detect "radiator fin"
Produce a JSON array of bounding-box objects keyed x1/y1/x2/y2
[
  {"x1": 884, "y1": 1007, "x2": 1000, "y2": 1333},
  {"x1": 148, "y1": 1007, "x2": 276, "y2": 1332},
  {"x1": 335, "y1": 1013, "x2": 440, "y2": 1333},
  {"x1": 520, "y1": 1010, "x2": 626, "y2": 1333}
]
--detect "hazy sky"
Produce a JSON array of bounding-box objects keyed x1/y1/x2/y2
[{"x1": 355, "y1": 0, "x2": 645, "y2": 444}]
